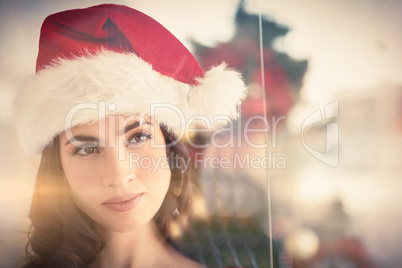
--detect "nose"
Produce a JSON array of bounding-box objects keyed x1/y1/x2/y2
[{"x1": 101, "y1": 148, "x2": 135, "y2": 187}]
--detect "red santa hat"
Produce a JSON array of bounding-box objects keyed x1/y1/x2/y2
[{"x1": 15, "y1": 4, "x2": 247, "y2": 154}]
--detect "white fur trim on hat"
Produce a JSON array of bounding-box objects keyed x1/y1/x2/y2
[{"x1": 15, "y1": 51, "x2": 247, "y2": 154}]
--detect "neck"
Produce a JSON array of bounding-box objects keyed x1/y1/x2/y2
[{"x1": 90, "y1": 221, "x2": 169, "y2": 268}]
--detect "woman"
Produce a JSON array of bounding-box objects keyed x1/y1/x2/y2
[{"x1": 16, "y1": 4, "x2": 246, "y2": 268}]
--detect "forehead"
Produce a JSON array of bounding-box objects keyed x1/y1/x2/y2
[{"x1": 60, "y1": 115, "x2": 153, "y2": 139}]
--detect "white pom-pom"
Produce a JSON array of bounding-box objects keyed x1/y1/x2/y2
[{"x1": 189, "y1": 63, "x2": 248, "y2": 128}]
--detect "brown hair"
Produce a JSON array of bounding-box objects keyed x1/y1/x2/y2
[{"x1": 24, "y1": 126, "x2": 193, "y2": 268}]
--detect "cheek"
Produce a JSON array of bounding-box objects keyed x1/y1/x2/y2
[
  {"x1": 143, "y1": 164, "x2": 171, "y2": 218},
  {"x1": 63, "y1": 159, "x2": 100, "y2": 187},
  {"x1": 139, "y1": 149, "x2": 171, "y2": 194},
  {"x1": 61, "y1": 157, "x2": 103, "y2": 208},
  {"x1": 136, "y1": 134, "x2": 171, "y2": 206},
  {"x1": 151, "y1": 163, "x2": 171, "y2": 195},
  {"x1": 62, "y1": 163, "x2": 105, "y2": 224}
]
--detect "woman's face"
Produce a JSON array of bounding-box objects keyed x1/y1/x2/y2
[{"x1": 59, "y1": 116, "x2": 171, "y2": 233}]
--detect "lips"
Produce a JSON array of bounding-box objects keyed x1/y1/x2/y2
[{"x1": 102, "y1": 193, "x2": 143, "y2": 212}]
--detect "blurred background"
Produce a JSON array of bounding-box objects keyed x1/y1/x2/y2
[{"x1": 1, "y1": 0, "x2": 401, "y2": 267}]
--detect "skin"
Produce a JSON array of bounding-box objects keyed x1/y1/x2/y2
[{"x1": 59, "y1": 115, "x2": 203, "y2": 268}]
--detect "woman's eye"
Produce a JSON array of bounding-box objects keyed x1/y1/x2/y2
[
  {"x1": 128, "y1": 132, "x2": 152, "y2": 145},
  {"x1": 73, "y1": 146, "x2": 100, "y2": 156}
]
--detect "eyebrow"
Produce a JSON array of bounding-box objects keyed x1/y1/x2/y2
[
  {"x1": 122, "y1": 120, "x2": 153, "y2": 135},
  {"x1": 64, "y1": 121, "x2": 154, "y2": 146},
  {"x1": 64, "y1": 135, "x2": 98, "y2": 146}
]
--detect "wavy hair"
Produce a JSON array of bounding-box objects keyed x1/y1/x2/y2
[{"x1": 23, "y1": 126, "x2": 193, "y2": 268}]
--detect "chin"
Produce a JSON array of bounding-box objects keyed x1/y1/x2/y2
[{"x1": 98, "y1": 211, "x2": 155, "y2": 233}]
